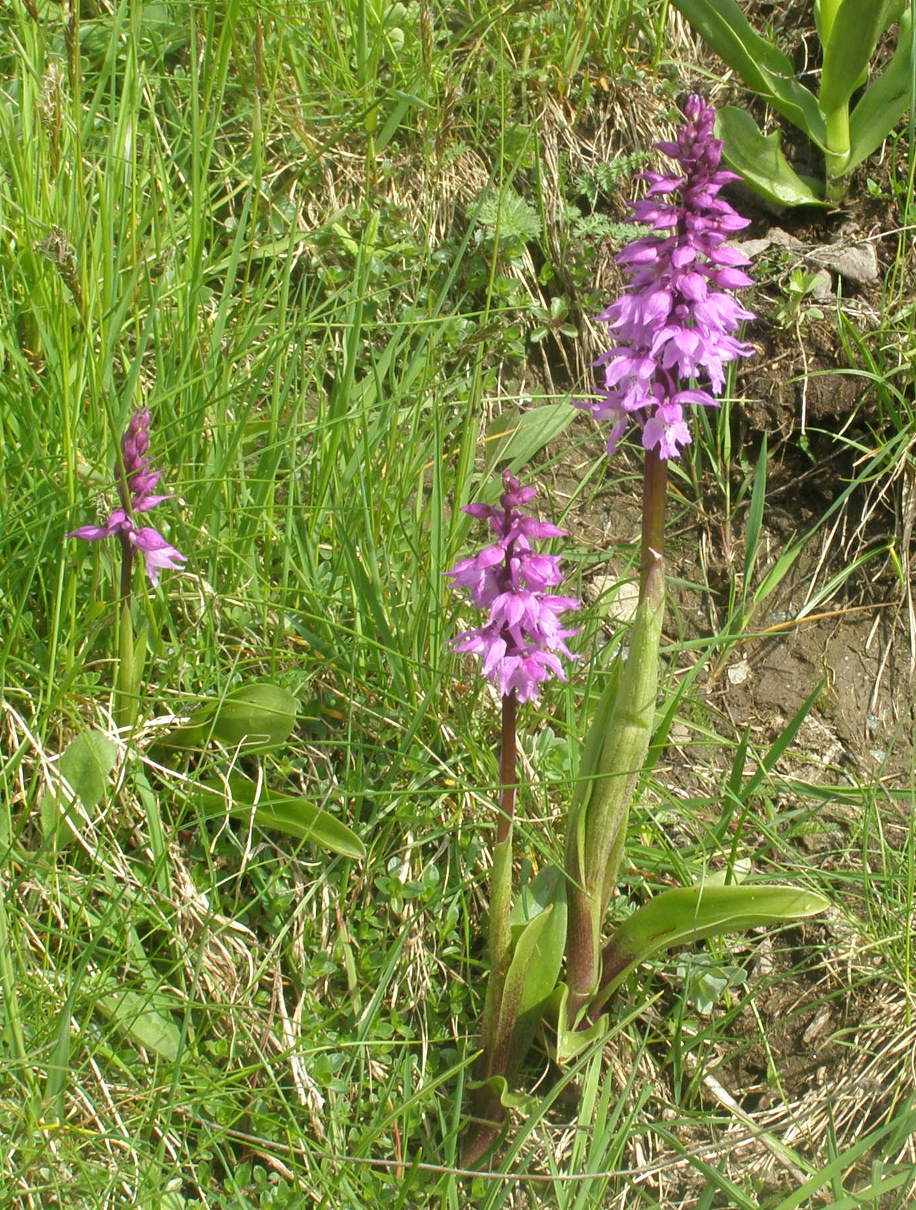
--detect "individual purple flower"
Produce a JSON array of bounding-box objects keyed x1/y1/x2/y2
[
  {"x1": 578, "y1": 94, "x2": 756, "y2": 460},
  {"x1": 68, "y1": 410, "x2": 186, "y2": 586},
  {"x1": 447, "y1": 472, "x2": 579, "y2": 704}
]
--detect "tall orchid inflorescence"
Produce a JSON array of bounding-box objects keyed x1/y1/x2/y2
[
  {"x1": 579, "y1": 94, "x2": 755, "y2": 461},
  {"x1": 68, "y1": 410, "x2": 186, "y2": 586},
  {"x1": 447, "y1": 472, "x2": 579, "y2": 704}
]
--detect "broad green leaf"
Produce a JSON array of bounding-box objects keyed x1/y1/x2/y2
[
  {"x1": 489, "y1": 906, "x2": 560, "y2": 1076},
  {"x1": 509, "y1": 864, "x2": 566, "y2": 927},
  {"x1": 668, "y1": 0, "x2": 825, "y2": 142},
  {"x1": 705, "y1": 859, "x2": 751, "y2": 886},
  {"x1": 847, "y1": 9, "x2": 914, "y2": 171},
  {"x1": 485, "y1": 402, "x2": 577, "y2": 472},
  {"x1": 507, "y1": 879, "x2": 567, "y2": 1072},
  {"x1": 193, "y1": 774, "x2": 365, "y2": 860},
  {"x1": 40, "y1": 729, "x2": 117, "y2": 843},
  {"x1": 596, "y1": 883, "x2": 829, "y2": 1005},
  {"x1": 158, "y1": 682, "x2": 298, "y2": 751},
  {"x1": 92, "y1": 982, "x2": 181, "y2": 1062},
  {"x1": 200, "y1": 682, "x2": 298, "y2": 748},
  {"x1": 820, "y1": 0, "x2": 906, "y2": 112},
  {"x1": 813, "y1": 0, "x2": 841, "y2": 45},
  {"x1": 717, "y1": 107, "x2": 827, "y2": 207}
]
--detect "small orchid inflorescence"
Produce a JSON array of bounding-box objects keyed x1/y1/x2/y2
[
  {"x1": 579, "y1": 94, "x2": 755, "y2": 460},
  {"x1": 447, "y1": 472, "x2": 579, "y2": 704},
  {"x1": 68, "y1": 410, "x2": 186, "y2": 586}
]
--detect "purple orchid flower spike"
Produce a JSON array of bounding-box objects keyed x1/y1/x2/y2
[
  {"x1": 579, "y1": 94, "x2": 756, "y2": 460},
  {"x1": 68, "y1": 410, "x2": 186, "y2": 586},
  {"x1": 447, "y1": 472, "x2": 579, "y2": 704}
]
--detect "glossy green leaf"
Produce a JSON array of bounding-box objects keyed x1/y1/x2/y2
[
  {"x1": 668, "y1": 0, "x2": 825, "y2": 141},
  {"x1": 505, "y1": 871, "x2": 567, "y2": 1073},
  {"x1": 705, "y1": 859, "x2": 751, "y2": 887},
  {"x1": 193, "y1": 774, "x2": 365, "y2": 860},
  {"x1": 40, "y1": 729, "x2": 117, "y2": 843},
  {"x1": 509, "y1": 863, "x2": 565, "y2": 927},
  {"x1": 847, "y1": 9, "x2": 914, "y2": 171},
  {"x1": 717, "y1": 107, "x2": 826, "y2": 206},
  {"x1": 585, "y1": 587, "x2": 664, "y2": 909},
  {"x1": 484, "y1": 903, "x2": 564, "y2": 1080},
  {"x1": 596, "y1": 883, "x2": 830, "y2": 1007},
  {"x1": 159, "y1": 682, "x2": 298, "y2": 751},
  {"x1": 485, "y1": 402, "x2": 577, "y2": 472},
  {"x1": 820, "y1": 0, "x2": 904, "y2": 112}
]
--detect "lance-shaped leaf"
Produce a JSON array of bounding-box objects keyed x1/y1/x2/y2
[
  {"x1": 847, "y1": 8, "x2": 914, "y2": 172},
  {"x1": 564, "y1": 582, "x2": 662, "y2": 1019},
  {"x1": 582, "y1": 589, "x2": 663, "y2": 904},
  {"x1": 716, "y1": 107, "x2": 826, "y2": 207},
  {"x1": 504, "y1": 867, "x2": 567, "y2": 1073},
  {"x1": 592, "y1": 882, "x2": 830, "y2": 1013},
  {"x1": 92, "y1": 979, "x2": 182, "y2": 1062},
  {"x1": 565, "y1": 653, "x2": 622, "y2": 895},
  {"x1": 668, "y1": 0, "x2": 825, "y2": 142},
  {"x1": 486, "y1": 402, "x2": 578, "y2": 472},
  {"x1": 820, "y1": 0, "x2": 906, "y2": 112},
  {"x1": 157, "y1": 682, "x2": 298, "y2": 752},
  {"x1": 487, "y1": 904, "x2": 566, "y2": 1080},
  {"x1": 193, "y1": 774, "x2": 365, "y2": 859},
  {"x1": 462, "y1": 887, "x2": 566, "y2": 1167}
]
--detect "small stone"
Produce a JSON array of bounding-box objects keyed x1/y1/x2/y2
[
  {"x1": 809, "y1": 268, "x2": 834, "y2": 302},
  {"x1": 806, "y1": 241, "x2": 879, "y2": 286},
  {"x1": 727, "y1": 658, "x2": 750, "y2": 685},
  {"x1": 586, "y1": 573, "x2": 639, "y2": 624}
]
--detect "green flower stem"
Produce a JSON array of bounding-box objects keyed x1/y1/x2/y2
[
  {"x1": 479, "y1": 691, "x2": 518, "y2": 1056},
  {"x1": 489, "y1": 690, "x2": 517, "y2": 974},
  {"x1": 113, "y1": 535, "x2": 136, "y2": 729},
  {"x1": 463, "y1": 691, "x2": 518, "y2": 1165},
  {"x1": 824, "y1": 103, "x2": 851, "y2": 199},
  {"x1": 564, "y1": 452, "x2": 667, "y2": 1022}
]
